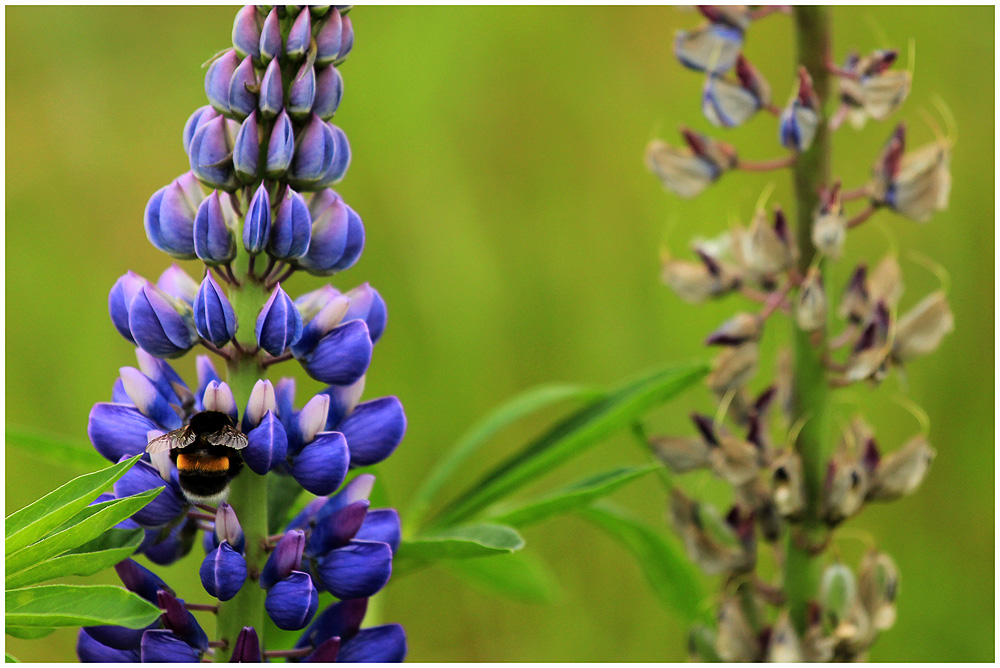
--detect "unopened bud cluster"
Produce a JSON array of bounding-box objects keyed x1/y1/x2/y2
[
  {"x1": 80, "y1": 6, "x2": 406, "y2": 662},
  {"x1": 646, "y1": 7, "x2": 953, "y2": 661}
]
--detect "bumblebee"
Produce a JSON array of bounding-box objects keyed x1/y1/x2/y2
[{"x1": 147, "y1": 410, "x2": 248, "y2": 504}]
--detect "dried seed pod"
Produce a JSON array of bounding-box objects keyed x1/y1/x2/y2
[
  {"x1": 822, "y1": 457, "x2": 869, "y2": 526},
  {"x1": 770, "y1": 449, "x2": 806, "y2": 520},
  {"x1": 692, "y1": 413, "x2": 762, "y2": 486},
  {"x1": 705, "y1": 312, "x2": 762, "y2": 346},
  {"x1": 669, "y1": 488, "x2": 755, "y2": 575},
  {"x1": 812, "y1": 183, "x2": 846, "y2": 260},
  {"x1": 858, "y1": 550, "x2": 900, "y2": 631},
  {"x1": 891, "y1": 291, "x2": 954, "y2": 363},
  {"x1": 766, "y1": 610, "x2": 804, "y2": 662},
  {"x1": 868, "y1": 255, "x2": 904, "y2": 308},
  {"x1": 707, "y1": 341, "x2": 759, "y2": 394},
  {"x1": 715, "y1": 595, "x2": 758, "y2": 662},
  {"x1": 795, "y1": 269, "x2": 827, "y2": 332},
  {"x1": 867, "y1": 434, "x2": 935, "y2": 501},
  {"x1": 650, "y1": 435, "x2": 710, "y2": 473},
  {"x1": 661, "y1": 248, "x2": 741, "y2": 303},
  {"x1": 839, "y1": 263, "x2": 870, "y2": 323},
  {"x1": 741, "y1": 208, "x2": 794, "y2": 276}
]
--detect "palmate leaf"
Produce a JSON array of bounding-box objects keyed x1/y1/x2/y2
[
  {"x1": 486, "y1": 464, "x2": 659, "y2": 528},
  {"x1": 5, "y1": 528, "x2": 144, "y2": 590},
  {"x1": 6, "y1": 584, "x2": 161, "y2": 630},
  {"x1": 430, "y1": 363, "x2": 707, "y2": 528},
  {"x1": 406, "y1": 383, "x2": 605, "y2": 533},
  {"x1": 444, "y1": 550, "x2": 561, "y2": 605},
  {"x1": 6, "y1": 489, "x2": 160, "y2": 576},
  {"x1": 395, "y1": 523, "x2": 525, "y2": 574},
  {"x1": 5, "y1": 454, "x2": 141, "y2": 555},
  {"x1": 579, "y1": 501, "x2": 707, "y2": 624}
]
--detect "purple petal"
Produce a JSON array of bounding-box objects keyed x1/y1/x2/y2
[
  {"x1": 205, "y1": 49, "x2": 240, "y2": 114},
  {"x1": 265, "y1": 571, "x2": 319, "y2": 631},
  {"x1": 291, "y1": 432, "x2": 349, "y2": 496},
  {"x1": 118, "y1": 367, "x2": 182, "y2": 430},
  {"x1": 194, "y1": 273, "x2": 238, "y2": 347},
  {"x1": 140, "y1": 629, "x2": 200, "y2": 663},
  {"x1": 88, "y1": 403, "x2": 159, "y2": 462},
  {"x1": 233, "y1": 111, "x2": 260, "y2": 183},
  {"x1": 244, "y1": 411, "x2": 288, "y2": 475},
  {"x1": 355, "y1": 508, "x2": 401, "y2": 555},
  {"x1": 340, "y1": 397, "x2": 406, "y2": 467},
  {"x1": 314, "y1": 540, "x2": 393, "y2": 600},
  {"x1": 315, "y1": 12, "x2": 344, "y2": 66},
  {"x1": 259, "y1": 57, "x2": 284, "y2": 118},
  {"x1": 266, "y1": 110, "x2": 295, "y2": 177},
  {"x1": 232, "y1": 4, "x2": 262, "y2": 61},
  {"x1": 113, "y1": 459, "x2": 187, "y2": 527},
  {"x1": 338, "y1": 625, "x2": 407, "y2": 663},
  {"x1": 200, "y1": 542, "x2": 248, "y2": 601},
  {"x1": 296, "y1": 598, "x2": 367, "y2": 650},
  {"x1": 260, "y1": 529, "x2": 305, "y2": 590},
  {"x1": 230, "y1": 626, "x2": 261, "y2": 662},
  {"x1": 255, "y1": 284, "x2": 303, "y2": 356},
  {"x1": 299, "y1": 320, "x2": 372, "y2": 386},
  {"x1": 77, "y1": 629, "x2": 141, "y2": 662},
  {"x1": 306, "y1": 499, "x2": 369, "y2": 557},
  {"x1": 313, "y1": 65, "x2": 344, "y2": 120}
]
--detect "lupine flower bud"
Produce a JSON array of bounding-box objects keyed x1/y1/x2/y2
[
  {"x1": 891, "y1": 291, "x2": 953, "y2": 363},
  {"x1": 258, "y1": 8, "x2": 282, "y2": 63},
  {"x1": 308, "y1": 499, "x2": 370, "y2": 558},
  {"x1": 646, "y1": 129, "x2": 737, "y2": 199},
  {"x1": 205, "y1": 50, "x2": 241, "y2": 114},
  {"x1": 193, "y1": 191, "x2": 238, "y2": 265},
  {"x1": 339, "y1": 397, "x2": 407, "y2": 467},
  {"x1": 315, "y1": 11, "x2": 344, "y2": 66},
  {"x1": 228, "y1": 56, "x2": 259, "y2": 121},
  {"x1": 343, "y1": 283, "x2": 388, "y2": 343},
  {"x1": 259, "y1": 58, "x2": 284, "y2": 118},
  {"x1": 867, "y1": 435, "x2": 935, "y2": 501},
  {"x1": 795, "y1": 269, "x2": 827, "y2": 332},
  {"x1": 290, "y1": 114, "x2": 337, "y2": 186},
  {"x1": 812, "y1": 182, "x2": 846, "y2": 259},
  {"x1": 196, "y1": 355, "x2": 221, "y2": 402},
  {"x1": 245, "y1": 411, "x2": 288, "y2": 474},
  {"x1": 128, "y1": 282, "x2": 198, "y2": 358},
  {"x1": 822, "y1": 454, "x2": 869, "y2": 525},
  {"x1": 705, "y1": 312, "x2": 760, "y2": 346},
  {"x1": 231, "y1": 627, "x2": 261, "y2": 662},
  {"x1": 314, "y1": 65, "x2": 345, "y2": 120},
  {"x1": 189, "y1": 115, "x2": 238, "y2": 191},
  {"x1": 267, "y1": 110, "x2": 296, "y2": 177},
  {"x1": 780, "y1": 67, "x2": 820, "y2": 152},
  {"x1": 113, "y1": 457, "x2": 186, "y2": 527},
  {"x1": 292, "y1": 296, "x2": 352, "y2": 359},
  {"x1": 714, "y1": 594, "x2": 757, "y2": 662},
  {"x1": 183, "y1": 105, "x2": 220, "y2": 154},
  {"x1": 766, "y1": 611, "x2": 804, "y2": 662},
  {"x1": 140, "y1": 630, "x2": 201, "y2": 662},
  {"x1": 299, "y1": 190, "x2": 366, "y2": 274},
  {"x1": 315, "y1": 123, "x2": 352, "y2": 188},
  {"x1": 706, "y1": 342, "x2": 758, "y2": 395},
  {"x1": 232, "y1": 5, "x2": 263, "y2": 62},
  {"x1": 674, "y1": 22, "x2": 742, "y2": 75},
  {"x1": 119, "y1": 366, "x2": 182, "y2": 430},
  {"x1": 202, "y1": 380, "x2": 239, "y2": 421},
  {"x1": 109, "y1": 271, "x2": 145, "y2": 344},
  {"x1": 193, "y1": 273, "x2": 237, "y2": 347},
  {"x1": 285, "y1": 9, "x2": 312, "y2": 60},
  {"x1": 313, "y1": 539, "x2": 393, "y2": 600},
  {"x1": 296, "y1": 319, "x2": 373, "y2": 385},
  {"x1": 702, "y1": 56, "x2": 770, "y2": 128},
  {"x1": 292, "y1": 432, "x2": 350, "y2": 495},
  {"x1": 356, "y1": 508, "x2": 402, "y2": 555},
  {"x1": 334, "y1": 15, "x2": 354, "y2": 65},
  {"x1": 243, "y1": 379, "x2": 277, "y2": 431},
  {"x1": 155, "y1": 265, "x2": 198, "y2": 306},
  {"x1": 261, "y1": 530, "x2": 305, "y2": 589},
  {"x1": 144, "y1": 173, "x2": 205, "y2": 259},
  {"x1": 858, "y1": 550, "x2": 900, "y2": 631},
  {"x1": 288, "y1": 60, "x2": 317, "y2": 121},
  {"x1": 158, "y1": 590, "x2": 210, "y2": 652},
  {"x1": 256, "y1": 284, "x2": 303, "y2": 355},
  {"x1": 200, "y1": 541, "x2": 248, "y2": 601},
  {"x1": 770, "y1": 450, "x2": 805, "y2": 519},
  {"x1": 233, "y1": 111, "x2": 261, "y2": 182},
  {"x1": 244, "y1": 184, "x2": 271, "y2": 254},
  {"x1": 270, "y1": 189, "x2": 313, "y2": 260},
  {"x1": 214, "y1": 502, "x2": 245, "y2": 552},
  {"x1": 266, "y1": 571, "x2": 319, "y2": 630}
]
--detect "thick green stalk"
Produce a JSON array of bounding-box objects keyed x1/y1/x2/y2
[
  {"x1": 785, "y1": 6, "x2": 833, "y2": 633},
  {"x1": 214, "y1": 258, "x2": 270, "y2": 661}
]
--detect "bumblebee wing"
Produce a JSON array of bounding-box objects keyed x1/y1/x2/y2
[
  {"x1": 206, "y1": 426, "x2": 249, "y2": 451},
  {"x1": 146, "y1": 427, "x2": 196, "y2": 455}
]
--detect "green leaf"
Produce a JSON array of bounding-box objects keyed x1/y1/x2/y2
[
  {"x1": 5, "y1": 627, "x2": 55, "y2": 640},
  {"x1": 487, "y1": 464, "x2": 659, "y2": 528},
  {"x1": 579, "y1": 502, "x2": 706, "y2": 623},
  {"x1": 6, "y1": 651, "x2": 22, "y2": 661},
  {"x1": 5, "y1": 426, "x2": 106, "y2": 473},
  {"x1": 5, "y1": 455, "x2": 141, "y2": 555},
  {"x1": 6, "y1": 489, "x2": 160, "y2": 575},
  {"x1": 5, "y1": 528, "x2": 144, "y2": 590},
  {"x1": 6, "y1": 584, "x2": 161, "y2": 629},
  {"x1": 406, "y1": 383, "x2": 605, "y2": 532},
  {"x1": 445, "y1": 550, "x2": 560, "y2": 605},
  {"x1": 431, "y1": 364, "x2": 707, "y2": 528},
  {"x1": 396, "y1": 524, "x2": 524, "y2": 572}
]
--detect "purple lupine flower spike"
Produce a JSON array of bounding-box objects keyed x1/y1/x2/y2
[
  {"x1": 193, "y1": 191, "x2": 238, "y2": 265},
  {"x1": 259, "y1": 58, "x2": 284, "y2": 118},
  {"x1": 245, "y1": 411, "x2": 288, "y2": 474},
  {"x1": 285, "y1": 10, "x2": 312, "y2": 61},
  {"x1": 231, "y1": 5, "x2": 262, "y2": 62},
  {"x1": 243, "y1": 184, "x2": 271, "y2": 254},
  {"x1": 228, "y1": 56, "x2": 258, "y2": 121},
  {"x1": 256, "y1": 284, "x2": 303, "y2": 356},
  {"x1": 315, "y1": 11, "x2": 343, "y2": 67},
  {"x1": 233, "y1": 110, "x2": 261, "y2": 183},
  {"x1": 266, "y1": 110, "x2": 296, "y2": 177},
  {"x1": 288, "y1": 60, "x2": 317, "y2": 121},
  {"x1": 230, "y1": 627, "x2": 261, "y2": 662},
  {"x1": 189, "y1": 115, "x2": 238, "y2": 191},
  {"x1": 270, "y1": 188, "x2": 312, "y2": 260},
  {"x1": 205, "y1": 50, "x2": 240, "y2": 114},
  {"x1": 259, "y1": 9, "x2": 282, "y2": 65},
  {"x1": 313, "y1": 65, "x2": 344, "y2": 120}
]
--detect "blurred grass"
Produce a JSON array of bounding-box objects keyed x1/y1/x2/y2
[{"x1": 5, "y1": 5, "x2": 993, "y2": 662}]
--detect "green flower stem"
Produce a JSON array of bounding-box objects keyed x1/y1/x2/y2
[
  {"x1": 215, "y1": 256, "x2": 270, "y2": 661},
  {"x1": 785, "y1": 5, "x2": 833, "y2": 633}
]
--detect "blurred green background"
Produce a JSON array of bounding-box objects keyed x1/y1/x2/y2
[{"x1": 5, "y1": 5, "x2": 994, "y2": 662}]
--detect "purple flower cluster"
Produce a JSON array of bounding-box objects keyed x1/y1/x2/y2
[{"x1": 82, "y1": 5, "x2": 407, "y2": 661}]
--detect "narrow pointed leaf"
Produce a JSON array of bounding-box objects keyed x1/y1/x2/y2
[
  {"x1": 396, "y1": 523, "x2": 524, "y2": 570},
  {"x1": 6, "y1": 489, "x2": 161, "y2": 575},
  {"x1": 5, "y1": 528, "x2": 144, "y2": 589},
  {"x1": 579, "y1": 501, "x2": 706, "y2": 623},
  {"x1": 6, "y1": 584, "x2": 162, "y2": 629},
  {"x1": 406, "y1": 383, "x2": 604, "y2": 532},
  {"x1": 432, "y1": 364, "x2": 707, "y2": 527},
  {"x1": 487, "y1": 464, "x2": 659, "y2": 528},
  {"x1": 5, "y1": 455, "x2": 142, "y2": 554}
]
